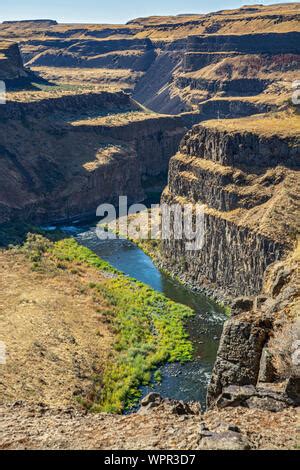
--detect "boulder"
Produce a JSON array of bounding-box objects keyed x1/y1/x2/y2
[
  {"x1": 231, "y1": 297, "x2": 254, "y2": 316},
  {"x1": 140, "y1": 392, "x2": 162, "y2": 407},
  {"x1": 207, "y1": 316, "x2": 270, "y2": 407},
  {"x1": 198, "y1": 422, "x2": 251, "y2": 450},
  {"x1": 169, "y1": 400, "x2": 195, "y2": 415},
  {"x1": 139, "y1": 393, "x2": 197, "y2": 415}
]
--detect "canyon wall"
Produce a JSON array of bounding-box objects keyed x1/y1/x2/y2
[
  {"x1": 161, "y1": 112, "x2": 299, "y2": 410},
  {"x1": 0, "y1": 91, "x2": 189, "y2": 225},
  {"x1": 1, "y1": 4, "x2": 298, "y2": 115},
  {"x1": 161, "y1": 115, "x2": 299, "y2": 299},
  {"x1": 133, "y1": 31, "x2": 300, "y2": 115},
  {"x1": 207, "y1": 243, "x2": 299, "y2": 411},
  {"x1": 25, "y1": 38, "x2": 157, "y2": 71},
  {"x1": 162, "y1": 189, "x2": 287, "y2": 298},
  {"x1": 0, "y1": 90, "x2": 136, "y2": 118}
]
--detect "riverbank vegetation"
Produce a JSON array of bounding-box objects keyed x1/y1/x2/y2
[{"x1": 99, "y1": 213, "x2": 230, "y2": 316}]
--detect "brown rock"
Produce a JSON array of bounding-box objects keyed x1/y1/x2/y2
[{"x1": 198, "y1": 423, "x2": 251, "y2": 450}]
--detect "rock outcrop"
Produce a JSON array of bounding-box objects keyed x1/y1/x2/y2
[
  {"x1": 0, "y1": 41, "x2": 28, "y2": 80},
  {"x1": 139, "y1": 392, "x2": 199, "y2": 415},
  {"x1": 1, "y1": 3, "x2": 299, "y2": 114},
  {"x1": 207, "y1": 248, "x2": 299, "y2": 409},
  {"x1": 206, "y1": 317, "x2": 271, "y2": 405},
  {"x1": 160, "y1": 112, "x2": 299, "y2": 412}
]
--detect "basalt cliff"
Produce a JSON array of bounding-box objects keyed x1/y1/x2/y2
[{"x1": 161, "y1": 112, "x2": 299, "y2": 416}]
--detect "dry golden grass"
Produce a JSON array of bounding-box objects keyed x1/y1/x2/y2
[
  {"x1": 33, "y1": 66, "x2": 142, "y2": 81},
  {"x1": 183, "y1": 54, "x2": 300, "y2": 82},
  {"x1": 31, "y1": 66, "x2": 143, "y2": 92},
  {"x1": 0, "y1": 248, "x2": 113, "y2": 407},
  {"x1": 81, "y1": 144, "x2": 133, "y2": 171},
  {"x1": 5, "y1": 84, "x2": 135, "y2": 103},
  {"x1": 134, "y1": 3, "x2": 300, "y2": 38},
  {"x1": 0, "y1": 3, "x2": 298, "y2": 42},
  {"x1": 173, "y1": 152, "x2": 234, "y2": 176},
  {"x1": 0, "y1": 41, "x2": 13, "y2": 50},
  {"x1": 202, "y1": 112, "x2": 300, "y2": 138},
  {"x1": 71, "y1": 110, "x2": 156, "y2": 127},
  {"x1": 5, "y1": 88, "x2": 93, "y2": 103}
]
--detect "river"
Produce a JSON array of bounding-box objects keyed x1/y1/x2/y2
[{"x1": 61, "y1": 225, "x2": 226, "y2": 408}]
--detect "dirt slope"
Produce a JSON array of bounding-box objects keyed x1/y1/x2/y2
[{"x1": 0, "y1": 248, "x2": 112, "y2": 407}]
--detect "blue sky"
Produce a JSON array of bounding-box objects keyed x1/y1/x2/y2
[{"x1": 0, "y1": 1, "x2": 294, "y2": 24}]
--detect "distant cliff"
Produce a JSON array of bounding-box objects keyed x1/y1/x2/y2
[
  {"x1": 2, "y1": 20, "x2": 57, "y2": 26},
  {"x1": 0, "y1": 90, "x2": 189, "y2": 225},
  {"x1": 0, "y1": 4, "x2": 298, "y2": 114}
]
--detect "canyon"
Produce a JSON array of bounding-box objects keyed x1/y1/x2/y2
[
  {"x1": 0, "y1": 89, "x2": 190, "y2": 224},
  {"x1": 0, "y1": 2, "x2": 299, "y2": 450}
]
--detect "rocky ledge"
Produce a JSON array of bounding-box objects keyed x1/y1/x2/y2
[{"x1": 208, "y1": 243, "x2": 299, "y2": 410}]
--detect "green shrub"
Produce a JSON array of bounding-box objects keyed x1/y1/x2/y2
[
  {"x1": 22, "y1": 233, "x2": 52, "y2": 265},
  {"x1": 51, "y1": 238, "x2": 194, "y2": 413}
]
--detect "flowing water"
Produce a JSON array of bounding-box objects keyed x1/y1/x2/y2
[{"x1": 61, "y1": 225, "x2": 226, "y2": 408}]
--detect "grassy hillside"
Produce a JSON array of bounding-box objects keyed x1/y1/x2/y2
[{"x1": 0, "y1": 233, "x2": 193, "y2": 413}]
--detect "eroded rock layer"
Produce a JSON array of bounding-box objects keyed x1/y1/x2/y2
[
  {"x1": 161, "y1": 111, "x2": 299, "y2": 411},
  {"x1": 1, "y1": 3, "x2": 299, "y2": 113},
  {"x1": 207, "y1": 242, "x2": 299, "y2": 411},
  {"x1": 0, "y1": 41, "x2": 28, "y2": 80},
  {"x1": 0, "y1": 90, "x2": 190, "y2": 225}
]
